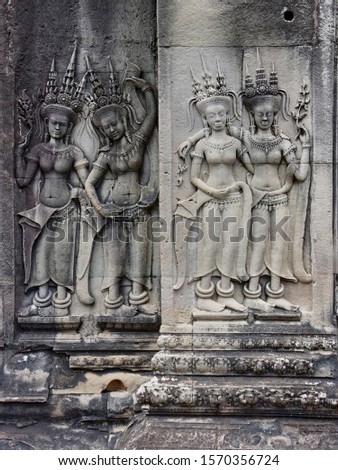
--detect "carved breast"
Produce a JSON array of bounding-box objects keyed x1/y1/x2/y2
[
  {"x1": 37, "y1": 144, "x2": 74, "y2": 175},
  {"x1": 203, "y1": 138, "x2": 237, "y2": 166}
]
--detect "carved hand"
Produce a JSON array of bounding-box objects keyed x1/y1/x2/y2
[
  {"x1": 298, "y1": 124, "x2": 311, "y2": 147},
  {"x1": 209, "y1": 187, "x2": 232, "y2": 200},
  {"x1": 96, "y1": 202, "x2": 123, "y2": 217},
  {"x1": 176, "y1": 139, "x2": 193, "y2": 159},
  {"x1": 77, "y1": 188, "x2": 91, "y2": 207},
  {"x1": 125, "y1": 76, "x2": 150, "y2": 92},
  {"x1": 18, "y1": 127, "x2": 33, "y2": 151},
  {"x1": 138, "y1": 186, "x2": 158, "y2": 207}
]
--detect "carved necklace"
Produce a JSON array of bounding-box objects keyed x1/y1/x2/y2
[
  {"x1": 247, "y1": 134, "x2": 282, "y2": 153},
  {"x1": 106, "y1": 135, "x2": 142, "y2": 162},
  {"x1": 204, "y1": 137, "x2": 236, "y2": 150},
  {"x1": 39, "y1": 143, "x2": 72, "y2": 160}
]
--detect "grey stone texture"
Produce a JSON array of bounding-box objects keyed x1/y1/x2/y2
[{"x1": 0, "y1": 0, "x2": 338, "y2": 450}]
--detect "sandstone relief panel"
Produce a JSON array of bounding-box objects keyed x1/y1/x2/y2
[
  {"x1": 14, "y1": 46, "x2": 159, "y2": 334},
  {"x1": 174, "y1": 51, "x2": 311, "y2": 322}
]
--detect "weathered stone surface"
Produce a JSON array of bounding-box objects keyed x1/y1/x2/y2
[
  {"x1": 158, "y1": 0, "x2": 316, "y2": 47},
  {"x1": 116, "y1": 415, "x2": 338, "y2": 450},
  {"x1": 0, "y1": 0, "x2": 338, "y2": 452}
]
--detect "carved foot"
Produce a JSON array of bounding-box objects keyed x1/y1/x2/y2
[
  {"x1": 37, "y1": 305, "x2": 56, "y2": 317},
  {"x1": 244, "y1": 297, "x2": 274, "y2": 313},
  {"x1": 76, "y1": 282, "x2": 95, "y2": 306},
  {"x1": 216, "y1": 281, "x2": 248, "y2": 312},
  {"x1": 18, "y1": 305, "x2": 37, "y2": 317},
  {"x1": 104, "y1": 304, "x2": 137, "y2": 316},
  {"x1": 136, "y1": 302, "x2": 158, "y2": 315},
  {"x1": 52, "y1": 292, "x2": 71, "y2": 317},
  {"x1": 116, "y1": 304, "x2": 138, "y2": 316},
  {"x1": 267, "y1": 296, "x2": 299, "y2": 312},
  {"x1": 104, "y1": 296, "x2": 137, "y2": 316},
  {"x1": 217, "y1": 296, "x2": 248, "y2": 313},
  {"x1": 196, "y1": 297, "x2": 224, "y2": 312}
]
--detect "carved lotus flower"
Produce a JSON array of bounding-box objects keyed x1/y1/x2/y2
[
  {"x1": 177, "y1": 387, "x2": 194, "y2": 406},
  {"x1": 194, "y1": 358, "x2": 209, "y2": 373},
  {"x1": 44, "y1": 92, "x2": 57, "y2": 104},
  {"x1": 245, "y1": 86, "x2": 256, "y2": 98},
  {"x1": 236, "y1": 389, "x2": 258, "y2": 407},
  {"x1": 151, "y1": 355, "x2": 166, "y2": 373},
  {"x1": 257, "y1": 84, "x2": 268, "y2": 95},
  {"x1": 268, "y1": 85, "x2": 279, "y2": 95},
  {"x1": 57, "y1": 92, "x2": 72, "y2": 107},
  {"x1": 149, "y1": 387, "x2": 169, "y2": 406},
  {"x1": 97, "y1": 96, "x2": 109, "y2": 107}
]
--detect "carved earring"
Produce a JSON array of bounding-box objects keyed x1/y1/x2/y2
[
  {"x1": 65, "y1": 123, "x2": 73, "y2": 145},
  {"x1": 44, "y1": 119, "x2": 49, "y2": 142},
  {"x1": 122, "y1": 116, "x2": 132, "y2": 144},
  {"x1": 99, "y1": 127, "x2": 110, "y2": 146},
  {"x1": 249, "y1": 114, "x2": 256, "y2": 135},
  {"x1": 272, "y1": 115, "x2": 279, "y2": 136}
]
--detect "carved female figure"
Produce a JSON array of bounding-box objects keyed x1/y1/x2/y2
[
  {"x1": 84, "y1": 58, "x2": 157, "y2": 315},
  {"x1": 16, "y1": 50, "x2": 89, "y2": 316},
  {"x1": 228, "y1": 62, "x2": 311, "y2": 311},
  {"x1": 180, "y1": 59, "x2": 311, "y2": 312},
  {"x1": 176, "y1": 60, "x2": 252, "y2": 313}
]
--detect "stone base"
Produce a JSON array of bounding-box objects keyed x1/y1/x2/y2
[
  {"x1": 97, "y1": 312, "x2": 160, "y2": 331},
  {"x1": 193, "y1": 309, "x2": 248, "y2": 321},
  {"x1": 115, "y1": 414, "x2": 338, "y2": 450},
  {"x1": 69, "y1": 352, "x2": 153, "y2": 371},
  {"x1": 254, "y1": 311, "x2": 302, "y2": 321},
  {"x1": 17, "y1": 316, "x2": 82, "y2": 331}
]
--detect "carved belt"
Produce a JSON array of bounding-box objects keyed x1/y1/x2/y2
[
  {"x1": 255, "y1": 194, "x2": 288, "y2": 211},
  {"x1": 204, "y1": 191, "x2": 242, "y2": 210},
  {"x1": 111, "y1": 206, "x2": 149, "y2": 223}
]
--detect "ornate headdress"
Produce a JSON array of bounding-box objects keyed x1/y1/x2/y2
[
  {"x1": 241, "y1": 49, "x2": 290, "y2": 120},
  {"x1": 189, "y1": 54, "x2": 240, "y2": 119},
  {"x1": 85, "y1": 55, "x2": 138, "y2": 129},
  {"x1": 41, "y1": 44, "x2": 85, "y2": 123}
]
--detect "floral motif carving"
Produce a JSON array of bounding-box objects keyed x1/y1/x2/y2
[
  {"x1": 151, "y1": 353, "x2": 315, "y2": 376},
  {"x1": 70, "y1": 354, "x2": 151, "y2": 370},
  {"x1": 136, "y1": 381, "x2": 338, "y2": 412},
  {"x1": 157, "y1": 335, "x2": 337, "y2": 351}
]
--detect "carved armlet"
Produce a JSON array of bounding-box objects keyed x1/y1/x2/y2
[
  {"x1": 190, "y1": 152, "x2": 204, "y2": 160},
  {"x1": 92, "y1": 161, "x2": 107, "y2": 171},
  {"x1": 74, "y1": 158, "x2": 89, "y2": 170},
  {"x1": 283, "y1": 144, "x2": 297, "y2": 159},
  {"x1": 135, "y1": 131, "x2": 149, "y2": 144}
]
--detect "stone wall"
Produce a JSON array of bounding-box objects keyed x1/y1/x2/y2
[{"x1": 0, "y1": 0, "x2": 338, "y2": 450}]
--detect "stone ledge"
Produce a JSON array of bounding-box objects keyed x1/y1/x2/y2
[
  {"x1": 17, "y1": 316, "x2": 82, "y2": 331},
  {"x1": 97, "y1": 313, "x2": 160, "y2": 331},
  {"x1": 69, "y1": 353, "x2": 153, "y2": 371},
  {"x1": 115, "y1": 414, "x2": 338, "y2": 450},
  {"x1": 136, "y1": 378, "x2": 338, "y2": 417}
]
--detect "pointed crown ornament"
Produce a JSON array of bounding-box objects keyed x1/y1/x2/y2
[
  {"x1": 85, "y1": 55, "x2": 137, "y2": 129},
  {"x1": 242, "y1": 49, "x2": 290, "y2": 119},
  {"x1": 190, "y1": 54, "x2": 240, "y2": 120},
  {"x1": 41, "y1": 44, "x2": 86, "y2": 123}
]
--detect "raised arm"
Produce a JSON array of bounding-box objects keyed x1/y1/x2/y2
[{"x1": 125, "y1": 77, "x2": 157, "y2": 139}]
